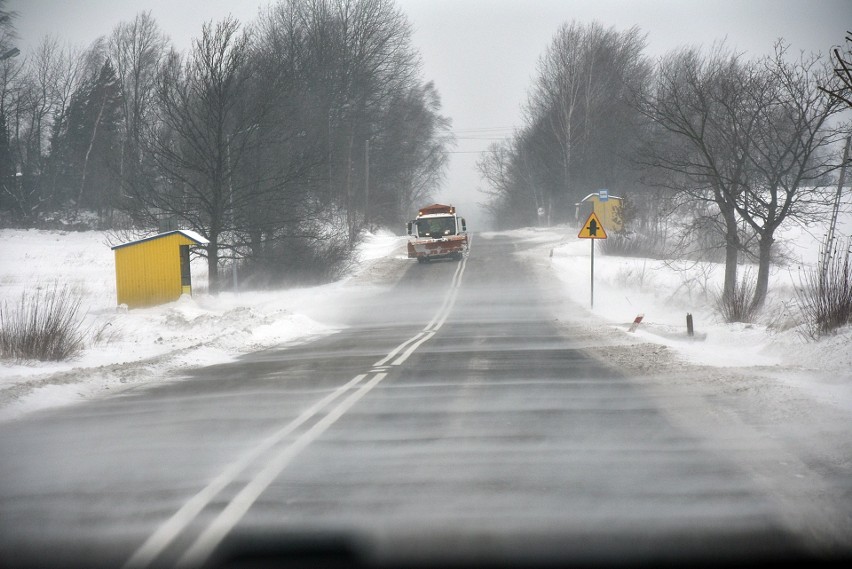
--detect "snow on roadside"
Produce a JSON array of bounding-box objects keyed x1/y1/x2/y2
[
  {"x1": 502, "y1": 223, "x2": 852, "y2": 412},
  {"x1": 354, "y1": 228, "x2": 409, "y2": 262},
  {"x1": 0, "y1": 228, "x2": 407, "y2": 421},
  {"x1": 3, "y1": 221, "x2": 849, "y2": 420}
]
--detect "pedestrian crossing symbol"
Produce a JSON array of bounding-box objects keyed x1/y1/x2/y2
[{"x1": 578, "y1": 211, "x2": 607, "y2": 239}]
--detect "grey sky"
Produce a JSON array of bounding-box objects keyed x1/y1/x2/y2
[{"x1": 7, "y1": 0, "x2": 851, "y2": 226}]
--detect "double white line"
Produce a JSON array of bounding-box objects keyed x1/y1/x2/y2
[
  {"x1": 125, "y1": 255, "x2": 468, "y2": 569},
  {"x1": 372, "y1": 255, "x2": 467, "y2": 370}
]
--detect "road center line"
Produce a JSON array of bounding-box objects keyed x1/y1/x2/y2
[
  {"x1": 122, "y1": 373, "x2": 368, "y2": 569},
  {"x1": 126, "y1": 253, "x2": 469, "y2": 569},
  {"x1": 392, "y1": 331, "x2": 436, "y2": 366},
  {"x1": 429, "y1": 260, "x2": 467, "y2": 333},
  {"x1": 372, "y1": 331, "x2": 428, "y2": 367},
  {"x1": 176, "y1": 372, "x2": 389, "y2": 569},
  {"x1": 424, "y1": 257, "x2": 466, "y2": 332},
  {"x1": 373, "y1": 255, "x2": 467, "y2": 367}
]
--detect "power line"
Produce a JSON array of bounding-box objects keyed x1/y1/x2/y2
[
  {"x1": 455, "y1": 136, "x2": 509, "y2": 141},
  {"x1": 453, "y1": 125, "x2": 518, "y2": 131},
  {"x1": 452, "y1": 126, "x2": 519, "y2": 135}
]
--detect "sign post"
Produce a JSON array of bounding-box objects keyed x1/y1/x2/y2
[{"x1": 578, "y1": 211, "x2": 608, "y2": 308}]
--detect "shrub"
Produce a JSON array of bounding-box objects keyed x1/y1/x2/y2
[
  {"x1": 715, "y1": 270, "x2": 759, "y2": 323},
  {"x1": 0, "y1": 284, "x2": 87, "y2": 361},
  {"x1": 601, "y1": 230, "x2": 666, "y2": 258},
  {"x1": 796, "y1": 240, "x2": 852, "y2": 339}
]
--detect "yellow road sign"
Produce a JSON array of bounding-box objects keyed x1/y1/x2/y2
[{"x1": 578, "y1": 211, "x2": 607, "y2": 239}]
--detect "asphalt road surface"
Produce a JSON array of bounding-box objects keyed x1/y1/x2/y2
[{"x1": 0, "y1": 234, "x2": 849, "y2": 568}]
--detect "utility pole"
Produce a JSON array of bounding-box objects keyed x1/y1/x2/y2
[
  {"x1": 225, "y1": 124, "x2": 258, "y2": 294},
  {"x1": 226, "y1": 134, "x2": 238, "y2": 294},
  {"x1": 824, "y1": 135, "x2": 851, "y2": 280},
  {"x1": 328, "y1": 109, "x2": 333, "y2": 197},
  {"x1": 364, "y1": 139, "x2": 370, "y2": 228}
]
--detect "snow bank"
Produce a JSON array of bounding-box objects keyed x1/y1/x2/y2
[
  {"x1": 2, "y1": 220, "x2": 849, "y2": 420},
  {"x1": 355, "y1": 228, "x2": 408, "y2": 261},
  {"x1": 505, "y1": 221, "x2": 852, "y2": 412},
  {"x1": 0, "y1": 228, "x2": 407, "y2": 420}
]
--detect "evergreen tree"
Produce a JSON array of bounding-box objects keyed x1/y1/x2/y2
[{"x1": 52, "y1": 58, "x2": 123, "y2": 219}]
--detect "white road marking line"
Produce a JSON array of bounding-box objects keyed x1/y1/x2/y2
[
  {"x1": 122, "y1": 374, "x2": 368, "y2": 569},
  {"x1": 175, "y1": 373, "x2": 389, "y2": 569},
  {"x1": 126, "y1": 250, "x2": 470, "y2": 568},
  {"x1": 392, "y1": 331, "x2": 436, "y2": 366},
  {"x1": 424, "y1": 257, "x2": 466, "y2": 332},
  {"x1": 391, "y1": 260, "x2": 466, "y2": 366},
  {"x1": 387, "y1": 258, "x2": 466, "y2": 366},
  {"x1": 429, "y1": 260, "x2": 467, "y2": 332},
  {"x1": 372, "y1": 331, "x2": 428, "y2": 367}
]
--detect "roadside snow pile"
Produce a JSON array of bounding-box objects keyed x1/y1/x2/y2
[
  {"x1": 509, "y1": 222, "x2": 852, "y2": 410},
  {"x1": 0, "y1": 228, "x2": 406, "y2": 420},
  {"x1": 355, "y1": 228, "x2": 408, "y2": 261}
]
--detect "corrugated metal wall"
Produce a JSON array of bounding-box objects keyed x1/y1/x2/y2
[
  {"x1": 587, "y1": 196, "x2": 623, "y2": 233},
  {"x1": 114, "y1": 233, "x2": 197, "y2": 308}
]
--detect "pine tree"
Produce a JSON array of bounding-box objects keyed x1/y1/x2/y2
[{"x1": 52, "y1": 58, "x2": 123, "y2": 220}]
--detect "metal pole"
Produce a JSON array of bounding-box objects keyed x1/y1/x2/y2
[{"x1": 590, "y1": 239, "x2": 594, "y2": 309}]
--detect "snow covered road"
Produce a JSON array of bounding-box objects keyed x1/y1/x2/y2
[{"x1": 1, "y1": 232, "x2": 850, "y2": 567}]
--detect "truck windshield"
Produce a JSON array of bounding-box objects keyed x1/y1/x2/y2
[{"x1": 416, "y1": 217, "x2": 456, "y2": 237}]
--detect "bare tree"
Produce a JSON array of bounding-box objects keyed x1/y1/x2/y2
[
  {"x1": 477, "y1": 123, "x2": 555, "y2": 229},
  {"x1": 108, "y1": 12, "x2": 168, "y2": 203},
  {"x1": 255, "y1": 0, "x2": 449, "y2": 236},
  {"x1": 818, "y1": 31, "x2": 852, "y2": 108},
  {"x1": 736, "y1": 42, "x2": 848, "y2": 308},
  {"x1": 525, "y1": 21, "x2": 649, "y2": 222},
  {"x1": 140, "y1": 17, "x2": 253, "y2": 291},
  {"x1": 0, "y1": 1, "x2": 22, "y2": 216},
  {"x1": 333, "y1": 0, "x2": 421, "y2": 241},
  {"x1": 3, "y1": 36, "x2": 64, "y2": 221},
  {"x1": 374, "y1": 80, "x2": 452, "y2": 225},
  {"x1": 478, "y1": 141, "x2": 519, "y2": 227},
  {"x1": 637, "y1": 45, "x2": 759, "y2": 299}
]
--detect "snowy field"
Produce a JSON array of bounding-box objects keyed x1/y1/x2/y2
[
  {"x1": 501, "y1": 212, "x2": 852, "y2": 417},
  {"x1": 511, "y1": 220, "x2": 852, "y2": 372},
  {"x1": 1, "y1": 211, "x2": 851, "y2": 422},
  {"x1": 0, "y1": 229, "x2": 408, "y2": 420}
]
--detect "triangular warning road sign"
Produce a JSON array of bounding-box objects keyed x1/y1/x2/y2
[{"x1": 578, "y1": 211, "x2": 607, "y2": 239}]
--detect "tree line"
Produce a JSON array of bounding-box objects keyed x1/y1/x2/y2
[
  {"x1": 479, "y1": 21, "x2": 851, "y2": 313},
  {"x1": 0, "y1": 0, "x2": 454, "y2": 290}
]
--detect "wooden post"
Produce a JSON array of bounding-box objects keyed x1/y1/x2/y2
[{"x1": 686, "y1": 313, "x2": 694, "y2": 337}]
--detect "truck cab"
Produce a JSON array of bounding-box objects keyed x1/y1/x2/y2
[{"x1": 407, "y1": 204, "x2": 469, "y2": 263}]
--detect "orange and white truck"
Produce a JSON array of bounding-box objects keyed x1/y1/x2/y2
[{"x1": 407, "y1": 203, "x2": 469, "y2": 263}]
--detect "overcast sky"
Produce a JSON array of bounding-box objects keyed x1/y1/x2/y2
[{"x1": 7, "y1": 0, "x2": 851, "y2": 226}]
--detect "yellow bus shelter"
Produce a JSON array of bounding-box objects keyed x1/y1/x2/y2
[
  {"x1": 575, "y1": 191, "x2": 623, "y2": 232},
  {"x1": 112, "y1": 230, "x2": 208, "y2": 308}
]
